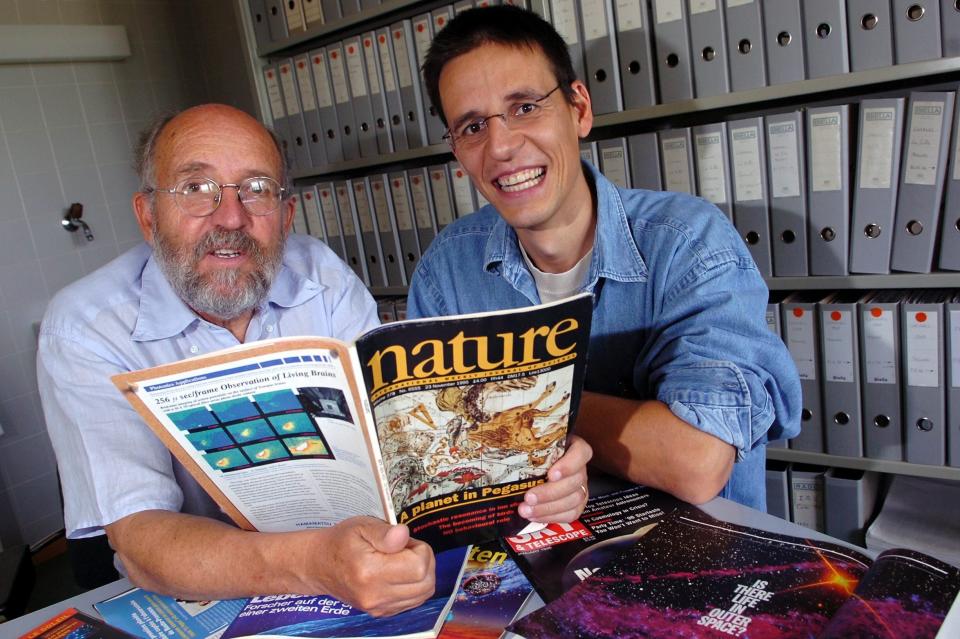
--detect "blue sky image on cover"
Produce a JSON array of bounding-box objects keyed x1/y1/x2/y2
[
  {"x1": 254, "y1": 389, "x2": 302, "y2": 412},
  {"x1": 211, "y1": 397, "x2": 259, "y2": 421},
  {"x1": 169, "y1": 406, "x2": 218, "y2": 429}
]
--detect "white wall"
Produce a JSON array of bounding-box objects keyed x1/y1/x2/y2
[{"x1": 0, "y1": 0, "x2": 256, "y2": 549}]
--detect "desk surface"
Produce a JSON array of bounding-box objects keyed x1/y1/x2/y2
[{"x1": 3, "y1": 495, "x2": 957, "y2": 638}]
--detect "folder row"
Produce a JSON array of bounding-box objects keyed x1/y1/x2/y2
[
  {"x1": 767, "y1": 289, "x2": 960, "y2": 468},
  {"x1": 287, "y1": 162, "x2": 491, "y2": 288}
]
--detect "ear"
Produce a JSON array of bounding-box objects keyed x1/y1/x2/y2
[
  {"x1": 568, "y1": 80, "x2": 594, "y2": 139},
  {"x1": 281, "y1": 196, "x2": 295, "y2": 234},
  {"x1": 132, "y1": 191, "x2": 156, "y2": 245}
]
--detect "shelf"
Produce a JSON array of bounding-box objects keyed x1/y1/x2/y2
[
  {"x1": 290, "y1": 57, "x2": 960, "y2": 183},
  {"x1": 767, "y1": 448, "x2": 960, "y2": 482},
  {"x1": 765, "y1": 273, "x2": 960, "y2": 290},
  {"x1": 370, "y1": 286, "x2": 410, "y2": 297}
]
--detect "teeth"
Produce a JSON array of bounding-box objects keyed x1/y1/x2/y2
[
  {"x1": 213, "y1": 249, "x2": 240, "y2": 258},
  {"x1": 497, "y1": 168, "x2": 544, "y2": 192}
]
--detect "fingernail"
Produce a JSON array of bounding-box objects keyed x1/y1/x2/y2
[{"x1": 518, "y1": 504, "x2": 532, "y2": 518}]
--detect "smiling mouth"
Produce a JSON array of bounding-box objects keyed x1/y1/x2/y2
[
  {"x1": 211, "y1": 248, "x2": 243, "y2": 259},
  {"x1": 496, "y1": 168, "x2": 545, "y2": 192}
]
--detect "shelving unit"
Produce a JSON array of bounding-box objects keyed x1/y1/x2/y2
[{"x1": 767, "y1": 448, "x2": 960, "y2": 482}]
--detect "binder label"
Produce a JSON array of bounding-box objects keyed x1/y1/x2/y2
[
  {"x1": 344, "y1": 40, "x2": 368, "y2": 98},
  {"x1": 284, "y1": 0, "x2": 305, "y2": 31},
  {"x1": 859, "y1": 107, "x2": 896, "y2": 189},
  {"x1": 413, "y1": 18, "x2": 432, "y2": 66},
  {"x1": 294, "y1": 58, "x2": 317, "y2": 112},
  {"x1": 614, "y1": 0, "x2": 643, "y2": 31},
  {"x1": 600, "y1": 146, "x2": 629, "y2": 189},
  {"x1": 810, "y1": 112, "x2": 841, "y2": 192},
  {"x1": 430, "y1": 170, "x2": 455, "y2": 226},
  {"x1": 278, "y1": 63, "x2": 301, "y2": 116},
  {"x1": 327, "y1": 47, "x2": 351, "y2": 105},
  {"x1": 263, "y1": 68, "x2": 287, "y2": 119},
  {"x1": 303, "y1": 0, "x2": 323, "y2": 24},
  {"x1": 392, "y1": 28, "x2": 415, "y2": 89},
  {"x1": 768, "y1": 121, "x2": 800, "y2": 198},
  {"x1": 390, "y1": 178, "x2": 415, "y2": 231},
  {"x1": 334, "y1": 186, "x2": 357, "y2": 236},
  {"x1": 821, "y1": 310, "x2": 854, "y2": 382},
  {"x1": 904, "y1": 101, "x2": 945, "y2": 186},
  {"x1": 905, "y1": 310, "x2": 939, "y2": 387},
  {"x1": 362, "y1": 36, "x2": 381, "y2": 95},
  {"x1": 952, "y1": 310, "x2": 960, "y2": 388},
  {"x1": 310, "y1": 52, "x2": 334, "y2": 109},
  {"x1": 695, "y1": 132, "x2": 728, "y2": 204},
  {"x1": 409, "y1": 173, "x2": 434, "y2": 230},
  {"x1": 370, "y1": 178, "x2": 393, "y2": 232},
  {"x1": 353, "y1": 182, "x2": 375, "y2": 233},
  {"x1": 302, "y1": 192, "x2": 324, "y2": 239},
  {"x1": 581, "y1": 0, "x2": 609, "y2": 40},
  {"x1": 689, "y1": 0, "x2": 717, "y2": 15},
  {"x1": 655, "y1": 0, "x2": 682, "y2": 23},
  {"x1": 785, "y1": 308, "x2": 816, "y2": 380},
  {"x1": 450, "y1": 164, "x2": 475, "y2": 216},
  {"x1": 661, "y1": 136, "x2": 693, "y2": 194},
  {"x1": 863, "y1": 308, "x2": 897, "y2": 384},
  {"x1": 291, "y1": 196, "x2": 305, "y2": 234},
  {"x1": 553, "y1": 0, "x2": 581, "y2": 45},
  {"x1": 318, "y1": 187, "x2": 342, "y2": 239},
  {"x1": 764, "y1": 305, "x2": 779, "y2": 334},
  {"x1": 731, "y1": 126, "x2": 763, "y2": 202},
  {"x1": 376, "y1": 32, "x2": 398, "y2": 93}
]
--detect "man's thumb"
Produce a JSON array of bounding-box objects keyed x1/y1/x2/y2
[{"x1": 367, "y1": 523, "x2": 411, "y2": 554}]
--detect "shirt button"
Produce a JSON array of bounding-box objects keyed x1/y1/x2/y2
[
  {"x1": 189, "y1": 345, "x2": 199, "y2": 354},
  {"x1": 266, "y1": 325, "x2": 274, "y2": 333}
]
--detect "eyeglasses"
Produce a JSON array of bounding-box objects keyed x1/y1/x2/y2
[
  {"x1": 145, "y1": 176, "x2": 285, "y2": 218},
  {"x1": 442, "y1": 84, "x2": 563, "y2": 150}
]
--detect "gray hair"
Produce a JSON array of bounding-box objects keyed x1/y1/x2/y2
[{"x1": 133, "y1": 109, "x2": 292, "y2": 195}]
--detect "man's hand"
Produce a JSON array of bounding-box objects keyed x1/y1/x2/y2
[
  {"x1": 306, "y1": 517, "x2": 435, "y2": 617},
  {"x1": 518, "y1": 435, "x2": 592, "y2": 523}
]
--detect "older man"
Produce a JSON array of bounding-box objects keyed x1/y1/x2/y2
[{"x1": 38, "y1": 104, "x2": 586, "y2": 614}]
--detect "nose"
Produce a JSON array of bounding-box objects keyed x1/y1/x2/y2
[
  {"x1": 209, "y1": 184, "x2": 249, "y2": 228},
  {"x1": 485, "y1": 114, "x2": 524, "y2": 160}
]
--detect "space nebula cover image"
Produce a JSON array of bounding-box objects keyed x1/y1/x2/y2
[{"x1": 508, "y1": 509, "x2": 956, "y2": 639}]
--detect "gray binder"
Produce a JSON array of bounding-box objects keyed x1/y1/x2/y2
[
  {"x1": 579, "y1": 0, "x2": 622, "y2": 114},
  {"x1": 859, "y1": 290, "x2": 905, "y2": 461},
  {"x1": 376, "y1": 27, "x2": 409, "y2": 152},
  {"x1": 293, "y1": 55, "x2": 326, "y2": 168},
  {"x1": 308, "y1": 48, "x2": 344, "y2": 164},
  {"x1": 765, "y1": 459, "x2": 790, "y2": 519},
  {"x1": 282, "y1": 0, "x2": 305, "y2": 33},
  {"x1": 407, "y1": 168, "x2": 439, "y2": 255},
  {"x1": 782, "y1": 291, "x2": 828, "y2": 453},
  {"x1": 326, "y1": 42, "x2": 360, "y2": 161},
  {"x1": 767, "y1": 291, "x2": 789, "y2": 452},
  {"x1": 349, "y1": 178, "x2": 387, "y2": 288},
  {"x1": 892, "y1": 0, "x2": 942, "y2": 64},
  {"x1": 316, "y1": 182, "x2": 347, "y2": 261},
  {"x1": 598, "y1": 137, "x2": 630, "y2": 188},
  {"x1": 248, "y1": 0, "x2": 272, "y2": 51},
  {"x1": 890, "y1": 91, "x2": 955, "y2": 273},
  {"x1": 724, "y1": 0, "x2": 767, "y2": 92},
  {"x1": 277, "y1": 59, "x2": 311, "y2": 170},
  {"x1": 340, "y1": 0, "x2": 361, "y2": 17},
  {"x1": 806, "y1": 105, "x2": 850, "y2": 276},
  {"x1": 453, "y1": 0, "x2": 473, "y2": 14},
  {"x1": 388, "y1": 171, "x2": 423, "y2": 282},
  {"x1": 628, "y1": 133, "x2": 662, "y2": 191},
  {"x1": 823, "y1": 469, "x2": 880, "y2": 546},
  {"x1": 692, "y1": 121, "x2": 732, "y2": 219},
  {"x1": 947, "y1": 293, "x2": 960, "y2": 467},
  {"x1": 265, "y1": 0, "x2": 289, "y2": 42},
  {"x1": 802, "y1": 0, "x2": 849, "y2": 79},
  {"x1": 818, "y1": 291, "x2": 867, "y2": 458},
  {"x1": 368, "y1": 174, "x2": 406, "y2": 287},
  {"x1": 529, "y1": 0, "x2": 551, "y2": 20},
  {"x1": 761, "y1": 0, "x2": 805, "y2": 85},
  {"x1": 289, "y1": 192, "x2": 305, "y2": 235},
  {"x1": 944, "y1": 0, "x2": 960, "y2": 56},
  {"x1": 343, "y1": 36, "x2": 378, "y2": 158},
  {"x1": 937, "y1": 95, "x2": 960, "y2": 271},
  {"x1": 651, "y1": 0, "x2": 694, "y2": 101},
  {"x1": 788, "y1": 463, "x2": 827, "y2": 531},
  {"x1": 901, "y1": 290, "x2": 949, "y2": 465},
  {"x1": 766, "y1": 111, "x2": 808, "y2": 276},
  {"x1": 612, "y1": 0, "x2": 657, "y2": 108},
  {"x1": 688, "y1": 0, "x2": 730, "y2": 98},
  {"x1": 390, "y1": 20, "x2": 428, "y2": 149},
  {"x1": 846, "y1": 0, "x2": 895, "y2": 71},
  {"x1": 580, "y1": 140, "x2": 598, "y2": 166},
  {"x1": 850, "y1": 98, "x2": 906, "y2": 274},
  {"x1": 658, "y1": 128, "x2": 694, "y2": 194},
  {"x1": 411, "y1": 13, "x2": 445, "y2": 145},
  {"x1": 333, "y1": 181, "x2": 369, "y2": 285},
  {"x1": 261, "y1": 64, "x2": 294, "y2": 168},
  {"x1": 302, "y1": 0, "x2": 324, "y2": 28},
  {"x1": 361, "y1": 31, "x2": 393, "y2": 155},
  {"x1": 551, "y1": 0, "x2": 587, "y2": 81},
  {"x1": 300, "y1": 186, "x2": 325, "y2": 242},
  {"x1": 728, "y1": 117, "x2": 772, "y2": 277},
  {"x1": 449, "y1": 160, "x2": 477, "y2": 218},
  {"x1": 428, "y1": 164, "x2": 457, "y2": 232},
  {"x1": 320, "y1": 0, "x2": 340, "y2": 23}
]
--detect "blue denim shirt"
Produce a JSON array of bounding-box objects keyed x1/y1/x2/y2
[{"x1": 407, "y1": 163, "x2": 801, "y2": 511}]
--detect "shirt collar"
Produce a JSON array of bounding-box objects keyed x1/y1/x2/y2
[
  {"x1": 482, "y1": 161, "x2": 648, "y2": 290},
  {"x1": 132, "y1": 245, "x2": 324, "y2": 342}
]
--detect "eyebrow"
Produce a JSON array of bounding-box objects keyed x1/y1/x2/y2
[
  {"x1": 173, "y1": 162, "x2": 276, "y2": 179},
  {"x1": 448, "y1": 88, "x2": 551, "y2": 131}
]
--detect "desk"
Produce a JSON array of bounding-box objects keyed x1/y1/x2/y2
[{"x1": 3, "y1": 495, "x2": 957, "y2": 638}]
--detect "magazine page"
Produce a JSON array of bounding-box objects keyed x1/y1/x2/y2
[
  {"x1": 352, "y1": 294, "x2": 593, "y2": 550},
  {"x1": 219, "y1": 546, "x2": 470, "y2": 639},
  {"x1": 94, "y1": 588, "x2": 247, "y2": 639},
  {"x1": 508, "y1": 509, "x2": 874, "y2": 639},
  {"x1": 112, "y1": 337, "x2": 391, "y2": 532},
  {"x1": 439, "y1": 541, "x2": 534, "y2": 639},
  {"x1": 16, "y1": 608, "x2": 136, "y2": 639},
  {"x1": 818, "y1": 548, "x2": 960, "y2": 639},
  {"x1": 502, "y1": 482, "x2": 695, "y2": 603}
]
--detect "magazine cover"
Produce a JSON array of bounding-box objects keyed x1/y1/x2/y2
[
  {"x1": 438, "y1": 542, "x2": 534, "y2": 639},
  {"x1": 113, "y1": 294, "x2": 592, "y2": 551},
  {"x1": 16, "y1": 608, "x2": 135, "y2": 639},
  {"x1": 502, "y1": 482, "x2": 695, "y2": 602},
  {"x1": 508, "y1": 509, "x2": 960, "y2": 639},
  {"x1": 220, "y1": 546, "x2": 469, "y2": 639},
  {"x1": 95, "y1": 588, "x2": 247, "y2": 639}
]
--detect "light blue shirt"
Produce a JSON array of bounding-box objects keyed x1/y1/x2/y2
[
  {"x1": 38, "y1": 234, "x2": 378, "y2": 539},
  {"x1": 407, "y1": 163, "x2": 801, "y2": 511}
]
